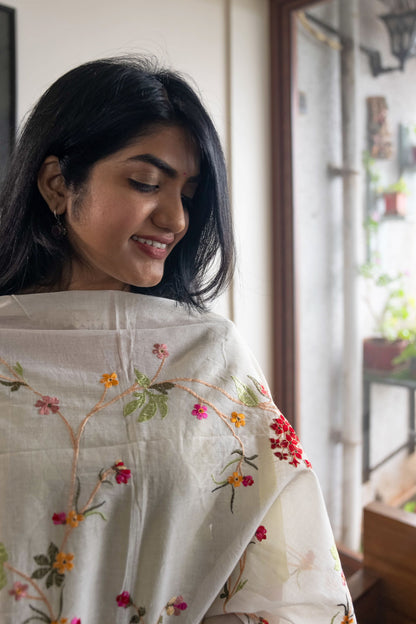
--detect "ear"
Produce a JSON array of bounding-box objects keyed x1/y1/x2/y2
[{"x1": 37, "y1": 156, "x2": 70, "y2": 215}]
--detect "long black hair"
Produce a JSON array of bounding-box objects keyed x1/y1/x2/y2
[{"x1": 0, "y1": 56, "x2": 235, "y2": 308}]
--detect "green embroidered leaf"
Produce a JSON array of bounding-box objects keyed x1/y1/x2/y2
[
  {"x1": 13, "y1": 362, "x2": 24, "y2": 377},
  {"x1": 130, "y1": 617, "x2": 141, "y2": 624},
  {"x1": 231, "y1": 376, "x2": 259, "y2": 407},
  {"x1": 84, "y1": 500, "x2": 105, "y2": 514},
  {"x1": 138, "y1": 397, "x2": 157, "y2": 422},
  {"x1": 33, "y1": 554, "x2": 49, "y2": 566},
  {"x1": 74, "y1": 476, "x2": 81, "y2": 513},
  {"x1": 155, "y1": 394, "x2": 168, "y2": 418},
  {"x1": 150, "y1": 382, "x2": 174, "y2": 394},
  {"x1": 22, "y1": 616, "x2": 50, "y2": 624},
  {"x1": 134, "y1": 369, "x2": 150, "y2": 388},
  {"x1": 220, "y1": 583, "x2": 229, "y2": 599},
  {"x1": 28, "y1": 604, "x2": 51, "y2": 622},
  {"x1": 0, "y1": 542, "x2": 8, "y2": 591},
  {"x1": 247, "y1": 375, "x2": 269, "y2": 397},
  {"x1": 31, "y1": 567, "x2": 50, "y2": 580},
  {"x1": 0, "y1": 380, "x2": 25, "y2": 391},
  {"x1": 84, "y1": 510, "x2": 107, "y2": 521},
  {"x1": 124, "y1": 395, "x2": 145, "y2": 417},
  {"x1": 58, "y1": 584, "x2": 64, "y2": 619},
  {"x1": 45, "y1": 570, "x2": 54, "y2": 589},
  {"x1": 47, "y1": 542, "x2": 59, "y2": 565},
  {"x1": 236, "y1": 579, "x2": 248, "y2": 593},
  {"x1": 54, "y1": 572, "x2": 65, "y2": 587}
]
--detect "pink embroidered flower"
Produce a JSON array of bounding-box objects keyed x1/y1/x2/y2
[
  {"x1": 116, "y1": 591, "x2": 131, "y2": 608},
  {"x1": 8, "y1": 581, "x2": 28, "y2": 601},
  {"x1": 35, "y1": 396, "x2": 60, "y2": 415},
  {"x1": 71, "y1": 619, "x2": 81, "y2": 624},
  {"x1": 259, "y1": 384, "x2": 270, "y2": 397},
  {"x1": 52, "y1": 512, "x2": 67, "y2": 525},
  {"x1": 113, "y1": 460, "x2": 131, "y2": 484},
  {"x1": 152, "y1": 343, "x2": 169, "y2": 359},
  {"x1": 255, "y1": 525, "x2": 267, "y2": 542},
  {"x1": 192, "y1": 404, "x2": 208, "y2": 420},
  {"x1": 166, "y1": 596, "x2": 188, "y2": 616},
  {"x1": 242, "y1": 475, "x2": 254, "y2": 487}
]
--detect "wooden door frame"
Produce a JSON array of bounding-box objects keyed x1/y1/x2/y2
[{"x1": 269, "y1": 0, "x2": 326, "y2": 426}]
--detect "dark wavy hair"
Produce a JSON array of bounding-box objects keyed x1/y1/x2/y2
[{"x1": 0, "y1": 56, "x2": 234, "y2": 308}]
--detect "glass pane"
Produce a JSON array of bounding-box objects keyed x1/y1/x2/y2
[{"x1": 292, "y1": 0, "x2": 416, "y2": 550}]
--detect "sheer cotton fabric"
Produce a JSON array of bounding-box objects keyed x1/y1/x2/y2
[{"x1": 0, "y1": 291, "x2": 355, "y2": 624}]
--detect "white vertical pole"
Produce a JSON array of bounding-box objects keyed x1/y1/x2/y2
[{"x1": 339, "y1": 0, "x2": 363, "y2": 550}]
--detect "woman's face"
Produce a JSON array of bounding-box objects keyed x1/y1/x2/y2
[{"x1": 63, "y1": 125, "x2": 200, "y2": 291}]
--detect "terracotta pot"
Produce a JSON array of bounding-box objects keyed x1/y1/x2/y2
[
  {"x1": 383, "y1": 192, "x2": 407, "y2": 216},
  {"x1": 363, "y1": 337, "x2": 408, "y2": 371}
]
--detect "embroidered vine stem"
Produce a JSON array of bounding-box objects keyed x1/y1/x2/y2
[
  {"x1": 150, "y1": 356, "x2": 166, "y2": 386},
  {"x1": 172, "y1": 382, "x2": 245, "y2": 453},
  {"x1": 4, "y1": 562, "x2": 55, "y2": 620},
  {"x1": 222, "y1": 550, "x2": 248, "y2": 613}
]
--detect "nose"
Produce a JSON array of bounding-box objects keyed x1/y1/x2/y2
[{"x1": 151, "y1": 192, "x2": 188, "y2": 234}]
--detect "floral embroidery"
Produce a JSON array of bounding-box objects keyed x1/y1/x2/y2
[
  {"x1": 100, "y1": 372, "x2": 119, "y2": 388},
  {"x1": 255, "y1": 526, "x2": 267, "y2": 542},
  {"x1": 66, "y1": 511, "x2": 84, "y2": 528},
  {"x1": 242, "y1": 475, "x2": 254, "y2": 487},
  {"x1": 192, "y1": 403, "x2": 208, "y2": 419},
  {"x1": 35, "y1": 395, "x2": 60, "y2": 415},
  {"x1": 332, "y1": 597, "x2": 355, "y2": 624},
  {"x1": 52, "y1": 512, "x2": 67, "y2": 525},
  {"x1": 270, "y1": 414, "x2": 311, "y2": 468},
  {"x1": 70, "y1": 619, "x2": 81, "y2": 624},
  {"x1": 8, "y1": 581, "x2": 28, "y2": 601},
  {"x1": 116, "y1": 591, "x2": 187, "y2": 622},
  {"x1": 152, "y1": 343, "x2": 169, "y2": 359},
  {"x1": 113, "y1": 460, "x2": 132, "y2": 484},
  {"x1": 53, "y1": 552, "x2": 74, "y2": 575},
  {"x1": 231, "y1": 411, "x2": 246, "y2": 427},
  {"x1": 116, "y1": 590, "x2": 131, "y2": 608},
  {"x1": 227, "y1": 472, "x2": 243, "y2": 487}
]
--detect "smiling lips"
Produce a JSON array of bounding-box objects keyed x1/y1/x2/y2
[{"x1": 131, "y1": 235, "x2": 171, "y2": 259}]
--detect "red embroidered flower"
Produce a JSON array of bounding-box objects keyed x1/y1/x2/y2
[
  {"x1": 259, "y1": 384, "x2": 270, "y2": 398},
  {"x1": 270, "y1": 415, "x2": 311, "y2": 469},
  {"x1": 113, "y1": 461, "x2": 131, "y2": 484},
  {"x1": 259, "y1": 619, "x2": 269, "y2": 624},
  {"x1": 35, "y1": 396, "x2": 60, "y2": 415},
  {"x1": 52, "y1": 512, "x2": 67, "y2": 525},
  {"x1": 116, "y1": 591, "x2": 131, "y2": 608},
  {"x1": 242, "y1": 475, "x2": 254, "y2": 487},
  {"x1": 152, "y1": 343, "x2": 169, "y2": 359},
  {"x1": 192, "y1": 404, "x2": 208, "y2": 419},
  {"x1": 166, "y1": 596, "x2": 188, "y2": 616},
  {"x1": 8, "y1": 581, "x2": 28, "y2": 601},
  {"x1": 255, "y1": 525, "x2": 267, "y2": 541}
]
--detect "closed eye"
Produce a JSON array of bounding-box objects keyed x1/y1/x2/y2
[{"x1": 128, "y1": 179, "x2": 159, "y2": 193}]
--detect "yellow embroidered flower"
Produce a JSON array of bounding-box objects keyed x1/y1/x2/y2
[
  {"x1": 231, "y1": 411, "x2": 245, "y2": 427},
  {"x1": 100, "y1": 372, "x2": 119, "y2": 388},
  {"x1": 53, "y1": 552, "x2": 74, "y2": 574},
  {"x1": 227, "y1": 472, "x2": 243, "y2": 487},
  {"x1": 166, "y1": 606, "x2": 175, "y2": 616},
  {"x1": 66, "y1": 510, "x2": 85, "y2": 528}
]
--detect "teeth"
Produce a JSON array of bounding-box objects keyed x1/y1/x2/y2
[{"x1": 132, "y1": 236, "x2": 167, "y2": 249}]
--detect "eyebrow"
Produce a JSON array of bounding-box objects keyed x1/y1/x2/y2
[{"x1": 126, "y1": 153, "x2": 200, "y2": 183}]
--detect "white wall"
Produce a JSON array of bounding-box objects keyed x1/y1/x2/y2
[{"x1": 6, "y1": 0, "x2": 273, "y2": 380}]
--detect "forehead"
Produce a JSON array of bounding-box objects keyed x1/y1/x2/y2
[{"x1": 109, "y1": 125, "x2": 200, "y2": 175}]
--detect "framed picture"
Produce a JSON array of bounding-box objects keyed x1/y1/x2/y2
[{"x1": 0, "y1": 4, "x2": 15, "y2": 181}]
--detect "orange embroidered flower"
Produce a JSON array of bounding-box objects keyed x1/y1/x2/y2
[
  {"x1": 231, "y1": 411, "x2": 245, "y2": 427},
  {"x1": 51, "y1": 619, "x2": 68, "y2": 624},
  {"x1": 100, "y1": 373, "x2": 119, "y2": 388},
  {"x1": 66, "y1": 510, "x2": 85, "y2": 528},
  {"x1": 227, "y1": 472, "x2": 243, "y2": 487},
  {"x1": 53, "y1": 551, "x2": 74, "y2": 574}
]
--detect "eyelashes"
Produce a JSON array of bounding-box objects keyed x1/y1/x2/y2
[{"x1": 128, "y1": 179, "x2": 195, "y2": 210}]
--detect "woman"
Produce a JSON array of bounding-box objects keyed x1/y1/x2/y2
[{"x1": 0, "y1": 57, "x2": 355, "y2": 624}]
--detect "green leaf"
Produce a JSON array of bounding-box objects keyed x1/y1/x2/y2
[
  {"x1": 155, "y1": 394, "x2": 168, "y2": 418},
  {"x1": 33, "y1": 554, "x2": 50, "y2": 566},
  {"x1": 138, "y1": 398, "x2": 157, "y2": 422},
  {"x1": 45, "y1": 570, "x2": 55, "y2": 589},
  {"x1": 130, "y1": 617, "x2": 141, "y2": 624},
  {"x1": 231, "y1": 376, "x2": 259, "y2": 407},
  {"x1": 84, "y1": 500, "x2": 105, "y2": 514},
  {"x1": 28, "y1": 604, "x2": 51, "y2": 621},
  {"x1": 0, "y1": 380, "x2": 25, "y2": 392},
  {"x1": 0, "y1": 542, "x2": 8, "y2": 591},
  {"x1": 74, "y1": 476, "x2": 81, "y2": 513},
  {"x1": 47, "y1": 542, "x2": 59, "y2": 565},
  {"x1": 134, "y1": 369, "x2": 150, "y2": 388},
  {"x1": 124, "y1": 396, "x2": 144, "y2": 417},
  {"x1": 13, "y1": 362, "x2": 23, "y2": 376},
  {"x1": 84, "y1": 510, "x2": 107, "y2": 521},
  {"x1": 31, "y1": 567, "x2": 50, "y2": 580},
  {"x1": 247, "y1": 375, "x2": 269, "y2": 397},
  {"x1": 236, "y1": 579, "x2": 248, "y2": 593},
  {"x1": 150, "y1": 382, "x2": 174, "y2": 394},
  {"x1": 54, "y1": 572, "x2": 65, "y2": 587}
]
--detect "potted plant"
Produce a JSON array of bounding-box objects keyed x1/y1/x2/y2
[
  {"x1": 382, "y1": 177, "x2": 409, "y2": 217},
  {"x1": 360, "y1": 263, "x2": 416, "y2": 371}
]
